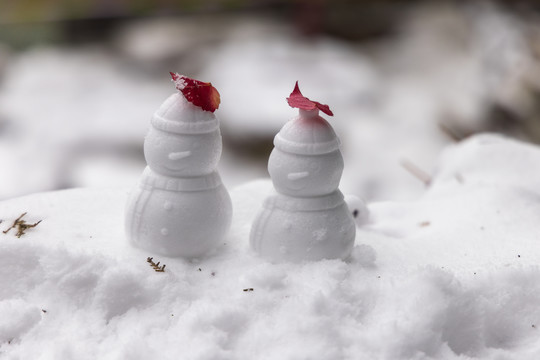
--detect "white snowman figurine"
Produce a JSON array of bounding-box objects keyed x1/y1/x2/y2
[
  {"x1": 250, "y1": 82, "x2": 356, "y2": 262},
  {"x1": 126, "y1": 73, "x2": 232, "y2": 258}
]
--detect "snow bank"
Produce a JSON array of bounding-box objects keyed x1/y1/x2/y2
[
  {"x1": 0, "y1": 48, "x2": 172, "y2": 198},
  {"x1": 1, "y1": 134, "x2": 540, "y2": 359}
]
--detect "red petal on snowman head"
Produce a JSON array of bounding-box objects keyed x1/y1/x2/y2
[
  {"x1": 170, "y1": 72, "x2": 221, "y2": 113},
  {"x1": 286, "y1": 81, "x2": 333, "y2": 116}
]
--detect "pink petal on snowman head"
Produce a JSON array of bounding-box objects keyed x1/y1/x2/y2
[
  {"x1": 286, "y1": 81, "x2": 333, "y2": 116},
  {"x1": 170, "y1": 72, "x2": 221, "y2": 113}
]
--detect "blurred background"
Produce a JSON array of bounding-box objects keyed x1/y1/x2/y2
[{"x1": 1, "y1": 0, "x2": 540, "y2": 202}]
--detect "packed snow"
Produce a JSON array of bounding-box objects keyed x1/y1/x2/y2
[{"x1": 1, "y1": 133, "x2": 540, "y2": 359}]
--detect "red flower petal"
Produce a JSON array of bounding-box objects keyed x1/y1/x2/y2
[
  {"x1": 286, "y1": 81, "x2": 333, "y2": 116},
  {"x1": 170, "y1": 72, "x2": 220, "y2": 113}
]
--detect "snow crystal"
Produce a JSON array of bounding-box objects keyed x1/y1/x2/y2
[{"x1": 171, "y1": 73, "x2": 187, "y2": 91}]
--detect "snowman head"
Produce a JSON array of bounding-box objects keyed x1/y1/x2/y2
[
  {"x1": 269, "y1": 109, "x2": 343, "y2": 197},
  {"x1": 144, "y1": 93, "x2": 222, "y2": 177}
]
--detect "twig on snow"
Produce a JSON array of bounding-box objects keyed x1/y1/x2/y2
[
  {"x1": 3, "y1": 212, "x2": 42, "y2": 238},
  {"x1": 400, "y1": 159, "x2": 431, "y2": 186},
  {"x1": 147, "y1": 257, "x2": 166, "y2": 272}
]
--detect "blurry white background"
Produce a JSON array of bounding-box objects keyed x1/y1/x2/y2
[{"x1": 1, "y1": 0, "x2": 540, "y2": 201}]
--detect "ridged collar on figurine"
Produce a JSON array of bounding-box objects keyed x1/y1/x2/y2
[
  {"x1": 140, "y1": 167, "x2": 222, "y2": 191},
  {"x1": 264, "y1": 190, "x2": 345, "y2": 212}
]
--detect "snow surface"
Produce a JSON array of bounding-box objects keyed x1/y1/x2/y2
[{"x1": 1, "y1": 133, "x2": 540, "y2": 359}]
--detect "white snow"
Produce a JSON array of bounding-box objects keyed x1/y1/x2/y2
[
  {"x1": 170, "y1": 73, "x2": 188, "y2": 91},
  {"x1": 2, "y1": 133, "x2": 540, "y2": 359},
  {"x1": 0, "y1": 47, "x2": 172, "y2": 199}
]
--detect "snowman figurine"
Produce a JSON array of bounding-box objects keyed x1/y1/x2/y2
[
  {"x1": 250, "y1": 82, "x2": 356, "y2": 262},
  {"x1": 125, "y1": 73, "x2": 232, "y2": 258}
]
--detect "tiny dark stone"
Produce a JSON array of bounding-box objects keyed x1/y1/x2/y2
[{"x1": 352, "y1": 209, "x2": 359, "y2": 218}]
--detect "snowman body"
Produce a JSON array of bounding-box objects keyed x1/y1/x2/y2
[
  {"x1": 250, "y1": 109, "x2": 356, "y2": 262},
  {"x1": 251, "y1": 190, "x2": 355, "y2": 262},
  {"x1": 125, "y1": 93, "x2": 232, "y2": 258}
]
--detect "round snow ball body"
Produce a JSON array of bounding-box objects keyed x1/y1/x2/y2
[
  {"x1": 344, "y1": 194, "x2": 370, "y2": 226},
  {"x1": 144, "y1": 128, "x2": 221, "y2": 177},
  {"x1": 251, "y1": 194, "x2": 356, "y2": 262},
  {"x1": 268, "y1": 149, "x2": 343, "y2": 197},
  {"x1": 269, "y1": 111, "x2": 343, "y2": 197},
  {"x1": 126, "y1": 181, "x2": 232, "y2": 258}
]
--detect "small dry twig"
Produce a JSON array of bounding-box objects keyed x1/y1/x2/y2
[
  {"x1": 3, "y1": 212, "x2": 42, "y2": 238},
  {"x1": 400, "y1": 159, "x2": 432, "y2": 186},
  {"x1": 438, "y1": 122, "x2": 466, "y2": 142},
  {"x1": 147, "y1": 257, "x2": 166, "y2": 272}
]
